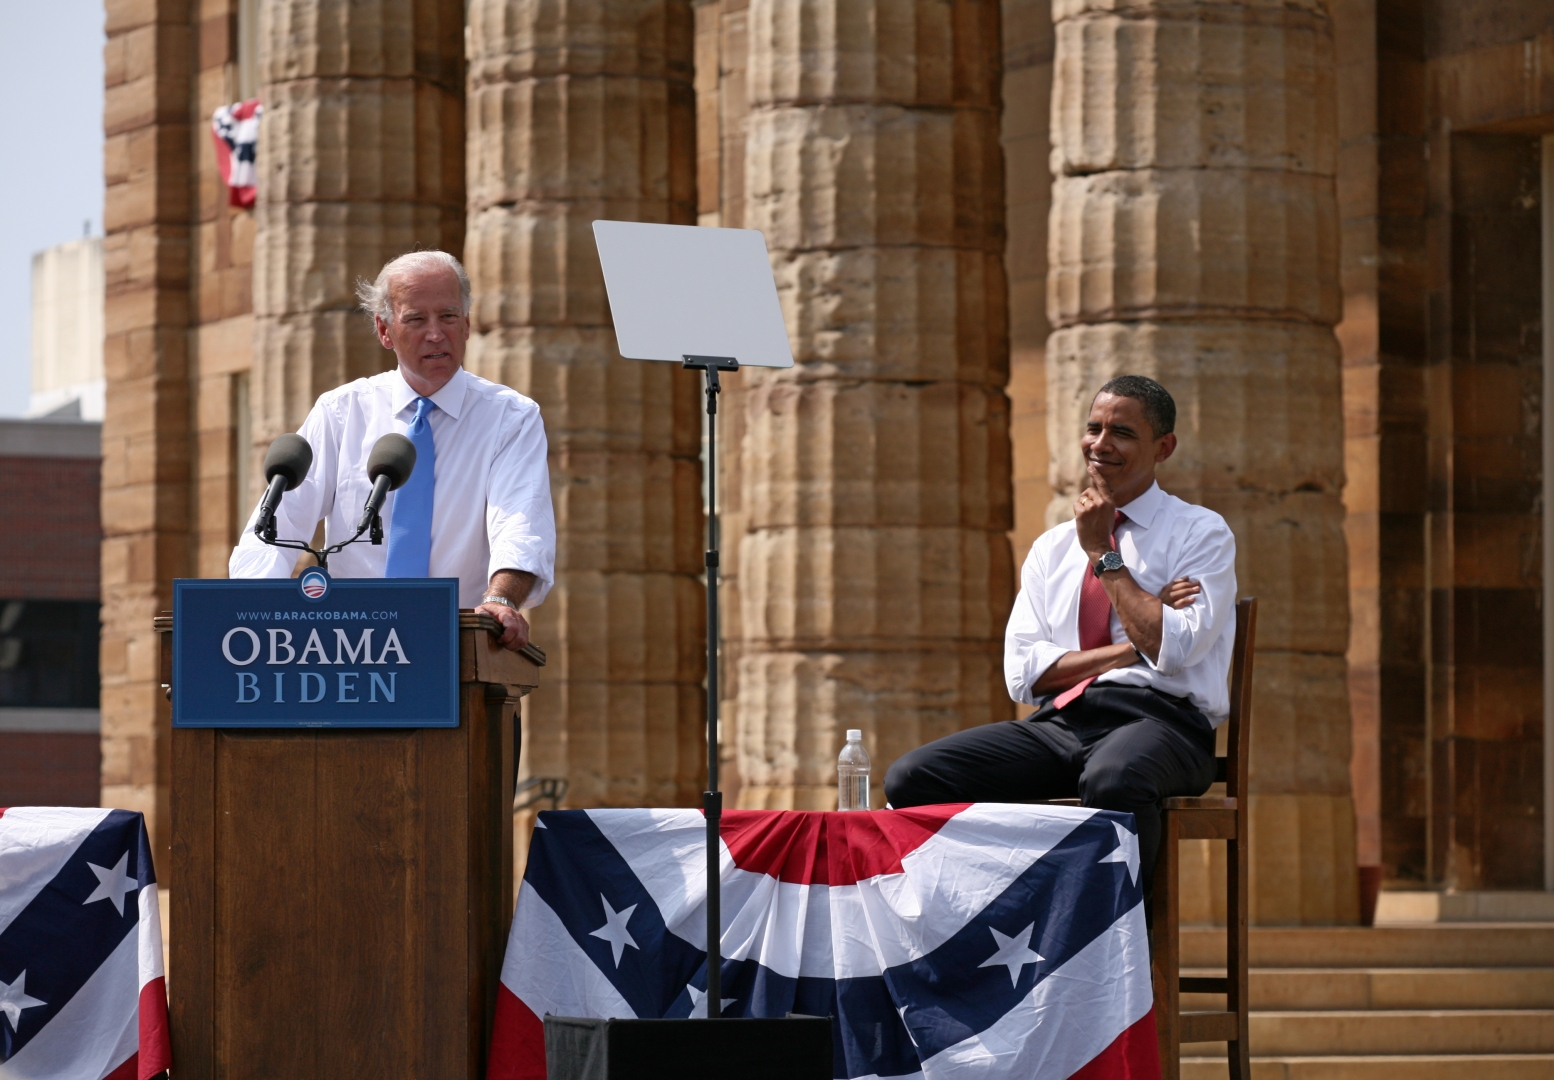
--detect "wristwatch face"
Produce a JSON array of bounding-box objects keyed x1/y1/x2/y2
[{"x1": 1096, "y1": 551, "x2": 1124, "y2": 575}]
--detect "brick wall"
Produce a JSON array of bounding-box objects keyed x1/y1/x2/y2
[
  {"x1": 0, "y1": 733, "x2": 99, "y2": 807},
  {"x1": 0, "y1": 455, "x2": 101, "y2": 601}
]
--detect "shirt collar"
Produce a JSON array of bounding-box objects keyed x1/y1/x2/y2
[
  {"x1": 392, "y1": 366, "x2": 469, "y2": 421},
  {"x1": 1116, "y1": 480, "x2": 1164, "y2": 530}
]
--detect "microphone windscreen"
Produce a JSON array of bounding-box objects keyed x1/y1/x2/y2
[
  {"x1": 367, "y1": 433, "x2": 417, "y2": 491},
  {"x1": 263, "y1": 434, "x2": 314, "y2": 490}
]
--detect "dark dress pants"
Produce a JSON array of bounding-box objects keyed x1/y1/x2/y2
[{"x1": 883, "y1": 685, "x2": 1218, "y2": 897}]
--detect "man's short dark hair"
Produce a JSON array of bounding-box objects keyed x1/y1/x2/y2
[{"x1": 1096, "y1": 375, "x2": 1176, "y2": 438}]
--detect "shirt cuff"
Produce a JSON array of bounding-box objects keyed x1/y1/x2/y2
[
  {"x1": 487, "y1": 541, "x2": 554, "y2": 608},
  {"x1": 1153, "y1": 606, "x2": 1186, "y2": 676},
  {"x1": 1010, "y1": 641, "x2": 1070, "y2": 705},
  {"x1": 228, "y1": 543, "x2": 296, "y2": 580}
]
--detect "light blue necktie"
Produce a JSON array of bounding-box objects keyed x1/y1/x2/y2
[{"x1": 385, "y1": 396, "x2": 436, "y2": 577}]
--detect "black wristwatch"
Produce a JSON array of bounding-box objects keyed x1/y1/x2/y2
[{"x1": 1093, "y1": 550, "x2": 1125, "y2": 577}]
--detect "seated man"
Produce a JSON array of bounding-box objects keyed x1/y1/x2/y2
[{"x1": 885, "y1": 375, "x2": 1236, "y2": 895}]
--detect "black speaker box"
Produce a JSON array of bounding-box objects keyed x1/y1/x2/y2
[{"x1": 543, "y1": 1015, "x2": 833, "y2": 1080}]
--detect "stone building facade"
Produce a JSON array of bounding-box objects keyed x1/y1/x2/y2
[
  {"x1": 1334, "y1": 0, "x2": 1554, "y2": 892},
  {"x1": 103, "y1": 0, "x2": 1554, "y2": 916}
]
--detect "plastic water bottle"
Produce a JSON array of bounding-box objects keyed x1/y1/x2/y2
[{"x1": 837, "y1": 729, "x2": 871, "y2": 811}]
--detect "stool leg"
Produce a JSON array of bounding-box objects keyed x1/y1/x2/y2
[
  {"x1": 1152, "y1": 812, "x2": 1180, "y2": 1080},
  {"x1": 1227, "y1": 826, "x2": 1250, "y2": 1080}
]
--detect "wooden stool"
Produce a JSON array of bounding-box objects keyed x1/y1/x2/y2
[{"x1": 1152, "y1": 596, "x2": 1257, "y2": 1080}]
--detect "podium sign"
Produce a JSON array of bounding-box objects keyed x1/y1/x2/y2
[{"x1": 171, "y1": 571, "x2": 459, "y2": 728}]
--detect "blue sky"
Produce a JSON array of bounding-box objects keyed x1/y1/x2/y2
[{"x1": 0, "y1": 0, "x2": 105, "y2": 415}]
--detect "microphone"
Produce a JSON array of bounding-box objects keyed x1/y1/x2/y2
[
  {"x1": 255, "y1": 434, "x2": 314, "y2": 541},
  {"x1": 359, "y1": 433, "x2": 417, "y2": 535}
]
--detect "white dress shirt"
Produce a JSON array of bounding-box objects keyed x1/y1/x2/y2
[
  {"x1": 230, "y1": 367, "x2": 556, "y2": 610},
  {"x1": 1004, "y1": 482, "x2": 1238, "y2": 724}
]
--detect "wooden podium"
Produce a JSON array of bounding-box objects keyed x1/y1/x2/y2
[{"x1": 158, "y1": 611, "x2": 541, "y2": 1079}]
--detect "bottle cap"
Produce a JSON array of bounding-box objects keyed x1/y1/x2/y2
[{"x1": 846, "y1": 729, "x2": 862, "y2": 741}]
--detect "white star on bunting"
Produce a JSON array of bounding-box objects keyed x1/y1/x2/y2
[
  {"x1": 978, "y1": 923, "x2": 1043, "y2": 987},
  {"x1": 84, "y1": 851, "x2": 138, "y2": 916},
  {"x1": 687, "y1": 985, "x2": 737, "y2": 1017},
  {"x1": 1097, "y1": 820, "x2": 1141, "y2": 885},
  {"x1": 0, "y1": 970, "x2": 46, "y2": 1032},
  {"x1": 588, "y1": 894, "x2": 640, "y2": 967}
]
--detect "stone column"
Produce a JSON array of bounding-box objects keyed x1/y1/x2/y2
[
  {"x1": 100, "y1": 0, "x2": 194, "y2": 864},
  {"x1": 463, "y1": 0, "x2": 705, "y2": 842},
  {"x1": 1003, "y1": 0, "x2": 1056, "y2": 558},
  {"x1": 1048, "y1": 0, "x2": 1358, "y2": 922},
  {"x1": 252, "y1": 0, "x2": 466, "y2": 445},
  {"x1": 693, "y1": 0, "x2": 753, "y2": 802},
  {"x1": 736, "y1": 0, "x2": 1014, "y2": 808}
]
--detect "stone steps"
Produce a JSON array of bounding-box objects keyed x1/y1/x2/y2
[
  {"x1": 1181, "y1": 1054, "x2": 1554, "y2": 1080},
  {"x1": 1175, "y1": 923, "x2": 1554, "y2": 1079},
  {"x1": 1181, "y1": 967, "x2": 1554, "y2": 1011},
  {"x1": 1181, "y1": 924, "x2": 1554, "y2": 969},
  {"x1": 1183, "y1": 1009, "x2": 1554, "y2": 1056},
  {"x1": 1375, "y1": 891, "x2": 1554, "y2": 924}
]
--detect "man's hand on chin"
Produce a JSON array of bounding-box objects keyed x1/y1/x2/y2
[
  {"x1": 477, "y1": 601, "x2": 531, "y2": 651},
  {"x1": 1073, "y1": 461, "x2": 1118, "y2": 559}
]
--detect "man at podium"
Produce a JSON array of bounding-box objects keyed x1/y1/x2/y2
[{"x1": 229, "y1": 250, "x2": 555, "y2": 652}]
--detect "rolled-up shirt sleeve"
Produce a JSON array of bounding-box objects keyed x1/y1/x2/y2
[
  {"x1": 228, "y1": 403, "x2": 337, "y2": 579},
  {"x1": 1151, "y1": 516, "x2": 1237, "y2": 677},
  {"x1": 485, "y1": 400, "x2": 557, "y2": 607},
  {"x1": 1004, "y1": 541, "x2": 1069, "y2": 706}
]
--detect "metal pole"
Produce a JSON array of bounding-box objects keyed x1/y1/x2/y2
[
  {"x1": 704, "y1": 365, "x2": 721, "y2": 1018},
  {"x1": 685, "y1": 355, "x2": 737, "y2": 1014}
]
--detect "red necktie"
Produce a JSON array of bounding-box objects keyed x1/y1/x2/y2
[{"x1": 1053, "y1": 510, "x2": 1125, "y2": 709}]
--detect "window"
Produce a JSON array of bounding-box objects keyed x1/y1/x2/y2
[{"x1": 0, "y1": 600, "x2": 101, "y2": 709}]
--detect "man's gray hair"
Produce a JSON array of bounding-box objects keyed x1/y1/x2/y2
[{"x1": 355, "y1": 250, "x2": 472, "y2": 324}]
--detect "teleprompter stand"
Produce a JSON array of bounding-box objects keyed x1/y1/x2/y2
[
  {"x1": 578, "y1": 220, "x2": 827, "y2": 1079},
  {"x1": 682, "y1": 353, "x2": 738, "y2": 1016},
  {"x1": 539, "y1": 358, "x2": 832, "y2": 1080}
]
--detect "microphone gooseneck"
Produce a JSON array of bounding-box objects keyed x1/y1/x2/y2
[{"x1": 250, "y1": 432, "x2": 411, "y2": 570}]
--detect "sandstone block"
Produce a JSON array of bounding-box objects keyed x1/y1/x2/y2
[
  {"x1": 1050, "y1": 3, "x2": 1336, "y2": 176},
  {"x1": 737, "y1": 378, "x2": 1012, "y2": 531},
  {"x1": 468, "y1": 0, "x2": 692, "y2": 84},
  {"x1": 465, "y1": 79, "x2": 688, "y2": 212},
  {"x1": 258, "y1": 0, "x2": 463, "y2": 86},
  {"x1": 463, "y1": 208, "x2": 625, "y2": 331},
  {"x1": 743, "y1": 105, "x2": 1003, "y2": 254},
  {"x1": 1247, "y1": 650, "x2": 1354, "y2": 794},
  {"x1": 257, "y1": 77, "x2": 463, "y2": 205},
  {"x1": 1247, "y1": 791, "x2": 1360, "y2": 924},
  {"x1": 738, "y1": 525, "x2": 1014, "y2": 646},
  {"x1": 1048, "y1": 169, "x2": 1341, "y2": 327},
  {"x1": 746, "y1": 0, "x2": 1000, "y2": 110}
]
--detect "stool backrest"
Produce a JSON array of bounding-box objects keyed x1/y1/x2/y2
[{"x1": 1223, "y1": 597, "x2": 1257, "y2": 800}]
